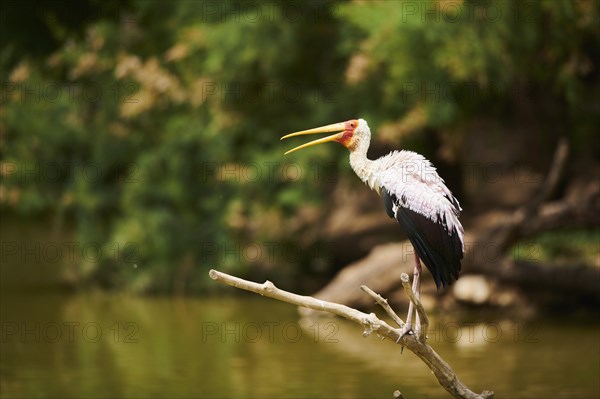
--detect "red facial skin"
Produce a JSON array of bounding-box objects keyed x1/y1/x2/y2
[{"x1": 337, "y1": 119, "x2": 358, "y2": 148}]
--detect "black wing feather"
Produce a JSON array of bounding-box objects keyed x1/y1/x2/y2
[{"x1": 382, "y1": 188, "x2": 462, "y2": 289}]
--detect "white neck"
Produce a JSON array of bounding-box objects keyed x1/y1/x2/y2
[{"x1": 349, "y1": 137, "x2": 380, "y2": 194}]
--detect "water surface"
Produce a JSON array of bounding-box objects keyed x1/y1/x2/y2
[{"x1": 1, "y1": 289, "x2": 598, "y2": 398}]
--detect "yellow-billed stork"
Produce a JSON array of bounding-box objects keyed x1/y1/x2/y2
[{"x1": 281, "y1": 118, "x2": 465, "y2": 336}]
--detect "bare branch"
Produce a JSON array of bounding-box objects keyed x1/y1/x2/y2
[
  {"x1": 208, "y1": 269, "x2": 371, "y2": 325},
  {"x1": 528, "y1": 136, "x2": 569, "y2": 210},
  {"x1": 491, "y1": 137, "x2": 570, "y2": 250},
  {"x1": 209, "y1": 269, "x2": 494, "y2": 399},
  {"x1": 401, "y1": 273, "x2": 429, "y2": 343},
  {"x1": 360, "y1": 285, "x2": 404, "y2": 328}
]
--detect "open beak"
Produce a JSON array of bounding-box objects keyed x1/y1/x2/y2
[{"x1": 280, "y1": 122, "x2": 346, "y2": 155}]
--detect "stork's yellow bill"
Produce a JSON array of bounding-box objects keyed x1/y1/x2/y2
[{"x1": 280, "y1": 120, "x2": 359, "y2": 154}]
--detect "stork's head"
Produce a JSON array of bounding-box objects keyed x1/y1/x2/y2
[{"x1": 281, "y1": 118, "x2": 370, "y2": 155}]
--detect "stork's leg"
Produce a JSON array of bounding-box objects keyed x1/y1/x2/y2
[
  {"x1": 412, "y1": 254, "x2": 421, "y2": 333},
  {"x1": 399, "y1": 254, "x2": 422, "y2": 338}
]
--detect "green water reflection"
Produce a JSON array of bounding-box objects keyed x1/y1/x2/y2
[{"x1": 1, "y1": 288, "x2": 598, "y2": 399}]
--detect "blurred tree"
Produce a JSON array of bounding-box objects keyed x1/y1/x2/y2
[{"x1": 1, "y1": 0, "x2": 598, "y2": 293}]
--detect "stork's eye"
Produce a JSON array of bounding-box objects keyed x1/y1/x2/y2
[{"x1": 345, "y1": 120, "x2": 358, "y2": 131}]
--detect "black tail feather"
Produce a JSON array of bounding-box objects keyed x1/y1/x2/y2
[{"x1": 382, "y1": 188, "x2": 463, "y2": 289}]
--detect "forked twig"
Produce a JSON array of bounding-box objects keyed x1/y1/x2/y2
[{"x1": 361, "y1": 285, "x2": 405, "y2": 328}]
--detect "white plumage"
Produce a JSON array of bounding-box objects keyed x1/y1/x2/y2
[
  {"x1": 282, "y1": 117, "x2": 465, "y2": 290},
  {"x1": 349, "y1": 119, "x2": 464, "y2": 252}
]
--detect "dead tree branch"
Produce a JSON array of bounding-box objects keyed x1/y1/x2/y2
[
  {"x1": 485, "y1": 136, "x2": 570, "y2": 252},
  {"x1": 360, "y1": 285, "x2": 404, "y2": 328},
  {"x1": 209, "y1": 269, "x2": 494, "y2": 399}
]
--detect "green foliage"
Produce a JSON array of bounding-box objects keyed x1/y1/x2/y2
[
  {"x1": 2, "y1": 0, "x2": 599, "y2": 293},
  {"x1": 338, "y1": 0, "x2": 600, "y2": 140},
  {"x1": 510, "y1": 229, "x2": 600, "y2": 266}
]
